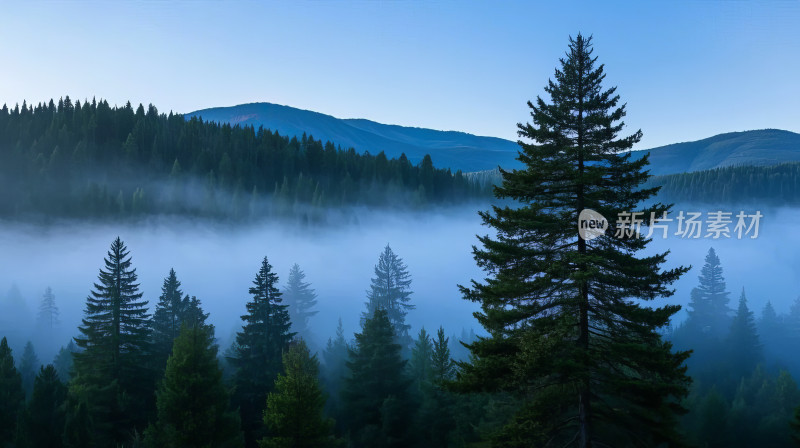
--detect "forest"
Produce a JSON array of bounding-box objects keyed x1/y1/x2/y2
[
  {"x1": 3, "y1": 34, "x2": 800, "y2": 448},
  {"x1": 0, "y1": 98, "x2": 484, "y2": 222}
]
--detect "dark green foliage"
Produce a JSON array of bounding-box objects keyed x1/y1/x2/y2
[
  {"x1": 647, "y1": 161, "x2": 800, "y2": 205},
  {"x1": 0, "y1": 337, "x2": 24, "y2": 447},
  {"x1": 18, "y1": 342, "x2": 40, "y2": 400},
  {"x1": 62, "y1": 399, "x2": 93, "y2": 448},
  {"x1": 0, "y1": 97, "x2": 483, "y2": 221},
  {"x1": 145, "y1": 324, "x2": 243, "y2": 448},
  {"x1": 342, "y1": 309, "x2": 413, "y2": 447},
  {"x1": 362, "y1": 245, "x2": 414, "y2": 350},
  {"x1": 230, "y1": 257, "x2": 294, "y2": 448},
  {"x1": 408, "y1": 328, "x2": 433, "y2": 392},
  {"x1": 456, "y1": 34, "x2": 691, "y2": 447},
  {"x1": 261, "y1": 340, "x2": 339, "y2": 448},
  {"x1": 431, "y1": 327, "x2": 456, "y2": 385},
  {"x1": 792, "y1": 404, "x2": 800, "y2": 446},
  {"x1": 282, "y1": 264, "x2": 318, "y2": 342},
  {"x1": 70, "y1": 237, "x2": 152, "y2": 446},
  {"x1": 727, "y1": 289, "x2": 762, "y2": 378},
  {"x1": 686, "y1": 248, "x2": 732, "y2": 339},
  {"x1": 151, "y1": 269, "x2": 210, "y2": 373},
  {"x1": 20, "y1": 365, "x2": 67, "y2": 448}
]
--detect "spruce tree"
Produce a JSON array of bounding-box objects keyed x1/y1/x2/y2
[
  {"x1": 362, "y1": 244, "x2": 414, "y2": 350},
  {"x1": 282, "y1": 264, "x2": 318, "y2": 342},
  {"x1": 261, "y1": 340, "x2": 338, "y2": 448},
  {"x1": 342, "y1": 309, "x2": 413, "y2": 447},
  {"x1": 727, "y1": 289, "x2": 762, "y2": 378},
  {"x1": 430, "y1": 327, "x2": 456, "y2": 384},
  {"x1": 145, "y1": 324, "x2": 243, "y2": 448},
  {"x1": 53, "y1": 341, "x2": 77, "y2": 383},
  {"x1": 71, "y1": 237, "x2": 152, "y2": 445},
  {"x1": 0, "y1": 337, "x2": 24, "y2": 447},
  {"x1": 687, "y1": 247, "x2": 731, "y2": 337},
  {"x1": 18, "y1": 341, "x2": 39, "y2": 399},
  {"x1": 24, "y1": 365, "x2": 67, "y2": 448},
  {"x1": 36, "y1": 287, "x2": 60, "y2": 332},
  {"x1": 151, "y1": 269, "x2": 210, "y2": 373},
  {"x1": 409, "y1": 328, "x2": 433, "y2": 392},
  {"x1": 456, "y1": 35, "x2": 690, "y2": 447},
  {"x1": 321, "y1": 318, "x2": 349, "y2": 431},
  {"x1": 230, "y1": 256, "x2": 294, "y2": 448}
]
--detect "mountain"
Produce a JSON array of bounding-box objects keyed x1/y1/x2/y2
[
  {"x1": 637, "y1": 129, "x2": 800, "y2": 176},
  {"x1": 186, "y1": 103, "x2": 522, "y2": 172}
]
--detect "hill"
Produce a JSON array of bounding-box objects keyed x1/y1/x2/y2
[{"x1": 186, "y1": 102, "x2": 521, "y2": 172}]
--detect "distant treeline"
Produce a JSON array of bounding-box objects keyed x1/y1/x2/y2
[
  {"x1": 0, "y1": 97, "x2": 486, "y2": 221},
  {"x1": 647, "y1": 162, "x2": 800, "y2": 205}
]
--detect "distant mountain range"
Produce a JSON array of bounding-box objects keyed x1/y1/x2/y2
[
  {"x1": 186, "y1": 103, "x2": 521, "y2": 173},
  {"x1": 187, "y1": 103, "x2": 800, "y2": 176}
]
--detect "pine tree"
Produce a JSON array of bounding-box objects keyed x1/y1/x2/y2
[
  {"x1": 145, "y1": 324, "x2": 243, "y2": 448},
  {"x1": 0, "y1": 337, "x2": 24, "y2": 446},
  {"x1": 261, "y1": 340, "x2": 338, "y2": 448},
  {"x1": 230, "y1": 256, "x2": 295, "y2": 448},
  {"x1": 70, "y1": 237, "x2": 152, "y2": 445},
  {"x1": 18, "y1": 341, "x2": 40, "y2": 399},
  {"x1": 759, "y1": 301, "x2": 784, "y2": 363},
  {"x1": 409, "y1": 328, "x2": 433, "y2": 392},
  {"x1": 430, "y1": 327, "x2": 456, "y2": 384},
  {"x1": 53, "y1": 341, "x2": 77, "y2": 383},
  {"x1": 282, "y1": 264, "x2": 318, "y2": 342},
  {"x1": 24, "y1": 365, "x2": 67, "y2": 448},
  {"x1": 36, "y1": 287, "x2": 60, "y2": 331},
  {"x1": 342, "y1": 309, "x2": 413, "y2": 447},
  {"x1": 151, "y1": 269, "x2": 210, "y2": 373},
  {"x1": 687, "y1": 247, "x2": 732, "y2": 338},
  {"x1": 727, "y1": 289, "x2": 762, "y2": 378},
  {"x1": 362, "y1": 244, "x2": 414, "y2": 350},
  {"x1": 456, "y1": 35, "x2": 690, "y2": 447}
]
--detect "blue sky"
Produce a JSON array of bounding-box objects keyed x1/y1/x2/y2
[{"x1": 1, "y1": 1, "x2": 798, "y2": 149}]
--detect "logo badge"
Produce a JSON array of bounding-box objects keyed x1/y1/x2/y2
[{"x1": 578, "y1": 209, "x2": 607, "y2": 241}]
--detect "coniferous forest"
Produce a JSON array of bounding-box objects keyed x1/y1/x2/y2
[{"x1": 3, "y1": 32, "x2": 800, "y2": 448}]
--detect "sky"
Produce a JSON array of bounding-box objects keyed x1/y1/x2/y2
[{"x1": 0, "y1": 1, "x2": 798, "y2": 149}]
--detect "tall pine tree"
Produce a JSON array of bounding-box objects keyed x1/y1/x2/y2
[
  {"x1": 687, "y1": 247, "x2": 731, "y2": 338},
  {"x1": 22, "y1": 365, "x2": 67, "y2": 448},
  {"x1": 261, "y1": 340, "x2": 338, "y2": 448},
  {"x1": 71, "y1": 237, "x2": 152, "y2": 446},
  {"x1": 456, "y1": 34, "x2": 690, "y2": 447},
  {"x1": 727, "y1": 288, "x2": 762, "y2": 378},
  {"x1": 230, "y1": 256, "x2": 294, "y2": 448},
  {"x1": 282, "y1": 264, "x2": 318, "y2": 342},
  {"x1": 18, "y1": 341, "x2": 39, "y2": 400},
  {"x1": 145, "y1": 324, "x2": 243, "y2": 448},
  {"x1": 362, "y1": 244, "x2": 414, "y2": 350},
  {"x1": 0, "y1": 337, "x2": 24, "y2": 447},
  {"x1": 343, "y1": 309, "x2": 413, "y2": 448}
]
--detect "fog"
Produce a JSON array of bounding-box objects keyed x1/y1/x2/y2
[
  {"x1": 1, "y1": 203, "x2": 799, "y2": 362},
  {"x1": 0, "y1": 206, "x2": 488, "y2": 359}
]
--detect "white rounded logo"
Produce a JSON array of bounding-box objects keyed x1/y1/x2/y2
[{"x1": 578, "y1": 209, "x2": 607, "y2": 241}]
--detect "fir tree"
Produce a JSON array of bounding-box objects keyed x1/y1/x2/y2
[
  {"x1": 408, "y1": 328, "x2": 433, "y2": 392},
  {"x1": 0, "y1": 337, "x2": 24, "y2": 447},
  {"x1": 145, "y1": 324, "x2": 243, "y2": 448},
  {"x1": 18, "y1": 341, "x2": 39, "y2": 400},
  {"x1": 456, "y1": 35, "x2": 690, "y2": 447},
  {"x1": 71, "y1": 237, "x2": 152, "y2": 445},
  {"x1": 430, "y1": 327, "x2": 456, "y2": 384},
  {"x1": 36, "y1": 287, "x2": 60, "y2": 331},
  {"x1": 727, "y1": 289, "x2": 762, "y2": 378},
  {"x1": 24, "y1": 365, "x2": 67, "y2": 448},
  {"x1": 362, "y1": 244, "x2": 414, "y2": 350},
  {"x1": 687, "y1": 247, "x2": 732, "y2": 338},
  {"x1": 342, "y1": 309, "x2": 413, "y2": 447},
  {"x1": 261, "y1": 340, "x2": 338, "y2": 448},
  {"x1": 53, "y1": 341, "x2": 77, "y2": 383},
  {"x1": 151, "y1": 269, "x2": 210, "y2": 373},
  {"x1": 230, "y1": 256, "x2": 294, "y2": 448},
  {"x1": 282, "y1": 264, "x2": 318, "y2": 342}
]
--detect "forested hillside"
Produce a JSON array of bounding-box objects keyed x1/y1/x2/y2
[
  {"x1": 0, "y1": 98, "x2": 484, "y2": 222},
  {"x1": 647, "y1": 162, "x2": 800, "y2": 205}
]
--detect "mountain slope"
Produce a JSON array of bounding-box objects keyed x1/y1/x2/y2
[
  {"x1": 186, "y1": 103, "x2": 521, "y2": 172},
  {"x1": 638, "y1": 129, "x2": 800, "y2": 176}
]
